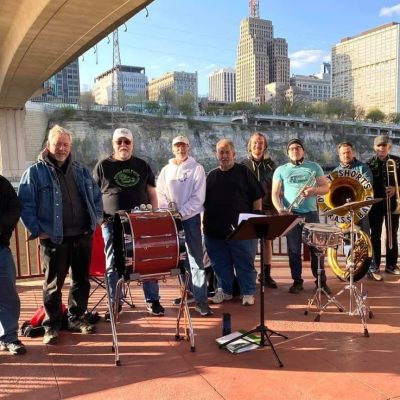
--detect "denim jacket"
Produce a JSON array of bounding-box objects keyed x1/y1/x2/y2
[{"x1": 18, "y1": 158, "x2": 103, "y2": 244}]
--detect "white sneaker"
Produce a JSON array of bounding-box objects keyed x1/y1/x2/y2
[
  {"x1": 211, "y1": 288, "x2": 233, "y2": 304},
  {"x1": 242, "y1": 295, "x2": 255, "y2": 306}
]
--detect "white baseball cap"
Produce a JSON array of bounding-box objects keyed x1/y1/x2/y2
[
  {"x1": 113, "y1": 128, "x2": 133, "y2": 141},
  {"x1": 172, "y1": 135, "x2": 189, "y2": 146}
]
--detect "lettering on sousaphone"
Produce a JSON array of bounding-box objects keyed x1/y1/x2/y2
[{"x1": 317, "y1": 170, "x2": 373, "y2": 225}]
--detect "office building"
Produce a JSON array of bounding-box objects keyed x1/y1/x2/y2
[
  {"x1": 236, "y1": 1, "x2": 290, "y2": 103},
  {"x1": 290, "y1": 63, "x2": 331, "y2": 103},
  {"x1": 148, "y1": 71, "x2": 198, "y2": 101},
  {"x1": 92, "y1": 65, "x2": 147, "y2": 105},
  {"x1": 31, "y1": 59, "x2": 80, "y2": 103},
  {"x1": 208, "y1": 68, "x2": 236, "y2": 103},
  {"x1": 332, "y1": 22, "x2": 400, "y2": 114}
]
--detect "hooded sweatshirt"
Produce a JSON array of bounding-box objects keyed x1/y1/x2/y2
[{"x1": 156, "y1": 156, "x2": 206, "y2": 220}]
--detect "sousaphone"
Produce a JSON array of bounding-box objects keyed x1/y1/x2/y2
[{"x1": 317, "y1": 169, "x2": 374, "y2": 281}]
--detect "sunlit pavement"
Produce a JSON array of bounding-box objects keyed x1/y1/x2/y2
[{"x1": 2, "y1": 262, "x2": 400, "y2": 400}]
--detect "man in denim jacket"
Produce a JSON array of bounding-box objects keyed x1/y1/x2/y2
[{"x1": 18, "y1": 125, "x2": 103, "y2": 345}]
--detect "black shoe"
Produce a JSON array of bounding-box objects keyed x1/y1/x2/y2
[
  {"x1": 104, "y1": 304, "x2": 123, "y2": 322},
  {"x1": 367, "y1": 271, "x2": 383, "y2": 281},
  {"x1": 258, "y1": 265, "x2": 278, "y2": 288},
  {"x1": 172, "y1": 295, "x2": 195, "y2": 306},
  {"x1": 385, "y1": 265, "x2": 400, "y2": 275},
  {"x1": 146, "y1": 300, "x2": 165, "y2": 316},
  {"x1": 289, "y1": 281, "x2": 303, "y2": 294},
  {"x1": 67, "y1": 318, "x2": 96, "y2": 334},
  {"x1": 43, "y1": 328, "x2": 59, "y2": 345},
  {"x1": 0, "y1": 340, "x2": 26, "y2": 355}
]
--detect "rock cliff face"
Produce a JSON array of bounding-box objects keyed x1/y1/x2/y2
[{"x1": 29, "y1": 108, "x2": 385, "y2": 174}]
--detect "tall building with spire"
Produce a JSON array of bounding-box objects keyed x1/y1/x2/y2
[{"x1": 236, "y1": 0, "x2": 290, "y2": 103}]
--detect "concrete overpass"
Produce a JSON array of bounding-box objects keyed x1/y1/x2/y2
[{"x1": 0, "y1": 0, "x2": 153, "y2": 179}]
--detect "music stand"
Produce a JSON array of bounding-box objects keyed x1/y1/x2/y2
[{"x1": 220, "y1": 214, "x2": 301, "y2": 367}]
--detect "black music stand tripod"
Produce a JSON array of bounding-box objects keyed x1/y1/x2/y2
[{"x1": 220, "y1": 214, "x2": 301, "y2": 368}]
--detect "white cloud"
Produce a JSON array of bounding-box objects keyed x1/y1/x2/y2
[
  {"x1": 379, "y1": 4, "x2": 400, "y2": 17},
  {"x1": 204, "y1": 63, "x2": 217, "y2": 70},
  {"x1": 177, "y1": 62, "x2": 188, "y2": 68},
  {"x1": 289, "y1": 49, "x2": 330, "y2": 69}
]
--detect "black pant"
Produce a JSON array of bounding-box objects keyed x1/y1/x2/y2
[
  {"x1": 369, "y1": 204, "x2": 399, "y2": 268},
  {"x1": 40, "y1": 233, "x2": 93, "y2": 329}
]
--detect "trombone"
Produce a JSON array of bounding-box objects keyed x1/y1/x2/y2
[{"x1": 386, "y1": 159, "x2": 400, "y2": 249}]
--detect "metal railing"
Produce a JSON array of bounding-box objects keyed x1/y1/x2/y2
[{"x1": 11, "y1": 223, "x2": 291, "y2": 279}]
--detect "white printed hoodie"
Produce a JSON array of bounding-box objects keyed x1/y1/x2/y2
[{"x1": 156, "y1": 156, "x2": 206, "y2": 221}]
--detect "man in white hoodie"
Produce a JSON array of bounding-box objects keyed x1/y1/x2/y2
[{"x1": 157, "y1": 136, "x2": 212, "y2": 316}]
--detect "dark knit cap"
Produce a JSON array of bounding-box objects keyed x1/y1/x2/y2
[{"x1": 286, "y1": 138, "x2": 304, "y2": 153}]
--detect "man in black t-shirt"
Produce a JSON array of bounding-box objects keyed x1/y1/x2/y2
[
  {"x1": 203, "y1": 138, "x2": 264, "y2": 306},
  {"x1": 93, "y1": 128, "x2": 164, "y2": 317}
]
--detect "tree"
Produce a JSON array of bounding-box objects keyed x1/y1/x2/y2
[
  {"x1": 325, "y1": 98, "x2": 352, "y2": 119},
  {"x1": 145, "y1": 101, "x2": 160, "y2": 114},
  {"x1": 177, "y1": 92, "x2": 196, "y2": 117},
  {"x1": 78, "y1": 91, "x2": 95, "y2": 111},
  {"x1": 366, "y1": 108, "x2": 386, "y2": 123},
  {"x1": 159, "y1": 89, "x2": 177, "y2": 114},
  {"x1": 349, "y1": 104, "x2": 365, "y2": 121},
  {"x1": 387, "y1": 112, "x2": 400, "y2": 124}
]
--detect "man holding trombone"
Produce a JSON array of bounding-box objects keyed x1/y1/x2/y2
[
  {"x1": 271, "y1": 138, "x2": 329, "y2": 294},
  {"x1": 367, "y1": 135, "x2": 400, "y2": 277}
]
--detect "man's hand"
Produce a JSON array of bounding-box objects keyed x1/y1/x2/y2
[
  {"x1": 386, "y1": 186, "x2": 396, "y2": 198},
  {"x1": 38, "y1": 232, "x2": 50, "y2": 239}
]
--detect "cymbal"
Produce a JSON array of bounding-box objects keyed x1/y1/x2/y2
[{"x1": 320, "y1": 198, "x2": 383, "y2": 216}]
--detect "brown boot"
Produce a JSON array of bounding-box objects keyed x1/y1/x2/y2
[{"x1": 258, "y1": 264, "x2": 277, "y2": 288}]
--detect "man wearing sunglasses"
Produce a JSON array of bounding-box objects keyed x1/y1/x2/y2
[
  {"x1": 93, "y1": 128, "x2": 165, "y2": 317},
  {"x1": 367, "y1": 135, "x2": 400, "y2": 279}
]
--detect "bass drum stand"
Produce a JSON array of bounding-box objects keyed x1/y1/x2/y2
[{"x1": 318, "y1": 207, "x2": 373, "y2": 337}]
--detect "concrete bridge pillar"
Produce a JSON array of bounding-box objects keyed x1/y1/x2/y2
[{"x1": 0, "y1": 108, "x2": 27, "y2": 182}]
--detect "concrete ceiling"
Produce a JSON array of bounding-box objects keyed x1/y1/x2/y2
[{"x1": 0, "y1": 0, "x2": 153, "y2": 109}]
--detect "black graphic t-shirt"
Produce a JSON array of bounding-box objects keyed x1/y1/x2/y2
[{"x1": 93, "y1": 156, "x2": 156, "y2": 217}]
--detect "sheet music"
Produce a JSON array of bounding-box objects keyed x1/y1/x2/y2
[{"x1": 238, "y1": 213, "x2": 265, "y2": 225}]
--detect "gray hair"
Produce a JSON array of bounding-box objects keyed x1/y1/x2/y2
[
  {"x1": 48, "y1": 125, "x2": 72, "y2": 141},
  {"x1": 216, "y1": 138, "x2": 235, "y2": 152}
]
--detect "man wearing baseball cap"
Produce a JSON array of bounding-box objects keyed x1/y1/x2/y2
[
  {"x1": 157, "y1": 135, "x2": 211, "y2": 316},
  {"x1": 271, "y1": 138, "x2": 330, "y2": 294},
  {"x1": 93, "y1": 127, "x2": 165, "y2": 317},
  {"x1": 367, "y1": 135, "x2": 400, "y2": 278}
]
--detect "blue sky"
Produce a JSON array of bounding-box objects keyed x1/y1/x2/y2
[{"x1": 79, "y1": 0, "x2": 400, "y2": 96}]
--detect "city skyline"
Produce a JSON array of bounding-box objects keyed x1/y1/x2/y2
[{"x1": 78, "y1": 0, "x2": 400, "y2": 96}]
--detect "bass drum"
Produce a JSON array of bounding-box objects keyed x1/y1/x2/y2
[
  {"x1": 327, "y1": 227, "x2": 372, "y2": 282},
  {"x1": 113, "y1": 210, "x2": 186, "y2": 280}
]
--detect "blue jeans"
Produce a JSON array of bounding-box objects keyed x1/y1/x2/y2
[
  {"x1": 182, "y1": 215, "x2": 207, "y2": 304},
  {"x1": 204, "y1": 236, "x2": 257, "y2": 296},
  {"x1": 101, "y1": 222, "x2": 159, "y2": 303},
  {"x1": 0, "y1": 246, "x2": 20, "y2": 343},
  {"x1": 286, "y1": 211, "x2": 325, "y2": 284}
]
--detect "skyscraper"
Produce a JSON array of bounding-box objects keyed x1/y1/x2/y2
[
  {"x1": 236, "y1": 0, "x2": 290, "y2": 103},
  {"x1": 332, "y1": 22, "x2": 400, "y2": 115},
  {"x1": 208, "y1": 68, "x2": 236, "y2": 103}
]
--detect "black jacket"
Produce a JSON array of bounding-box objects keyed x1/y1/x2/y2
[{"x1": 0, "y1": 175, "x2": 21, "y2": 247}]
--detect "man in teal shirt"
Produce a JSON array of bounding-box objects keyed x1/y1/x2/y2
[{"x1": 271, "y1": 138, "x2": 329, "y2": 294}]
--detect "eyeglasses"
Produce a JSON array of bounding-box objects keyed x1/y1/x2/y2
[
  {"x1": 288, "y1": 145, "x2": 302, "y2": 151},
  {"x1": 115, "y1": 139, "x2": 132, "y2": 145},
  {"x1": 376, "y1": 143, "x2": 388, "y2": 147}
]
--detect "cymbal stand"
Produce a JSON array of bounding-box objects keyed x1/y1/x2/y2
[
  {"x1": 317, "y1": 208, "x2": 371, "y2": 337},
  {"x1": 304, "y1": 248, "x2": 344, "y2": 318}
]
